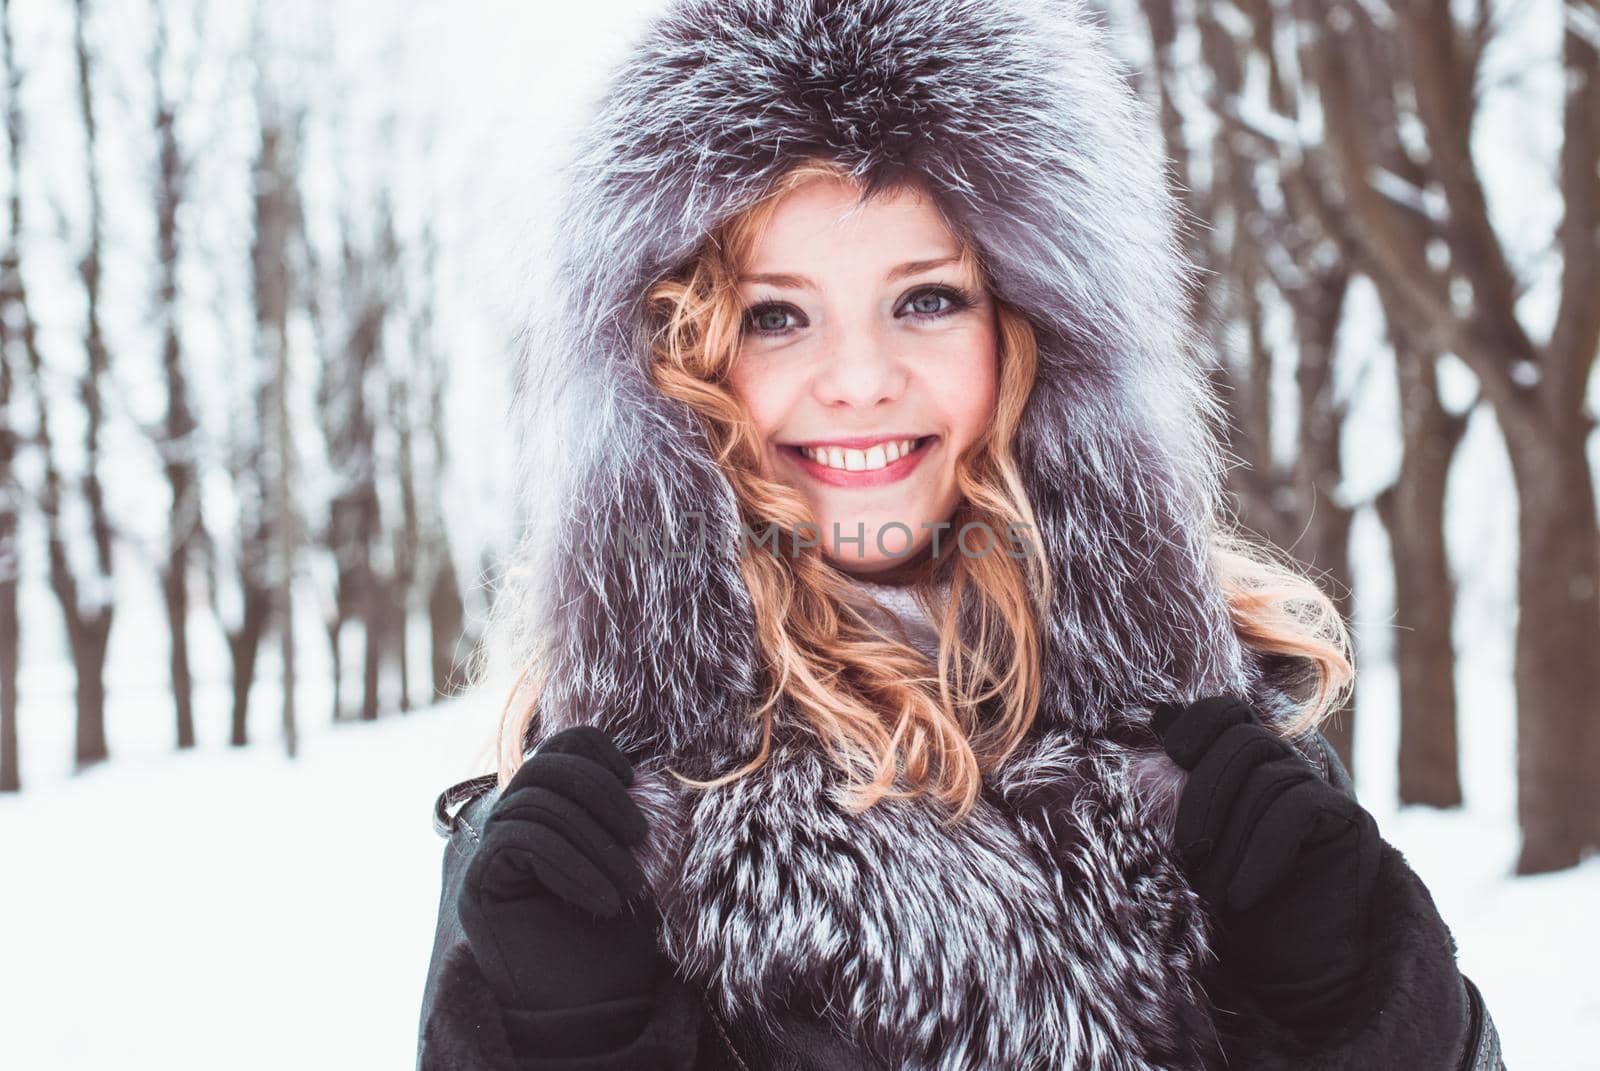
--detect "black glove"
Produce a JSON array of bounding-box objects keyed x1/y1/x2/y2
[
  {"x1": 1150, "y1": 695, "x2": 1383, "y2": 1038},
  {"x1": 457, "y1": 725, "x2": 663, "y2": 1056}
]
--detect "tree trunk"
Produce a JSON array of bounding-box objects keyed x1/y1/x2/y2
[
  {"x1": 1504, "y1": 417, "x2": 1600, "y2": 873},
  {"x1": 71, "y1": 616, "x2": 112, "y2": 769},
  {"x1": 1300, "y1": 482, "x2": 1356, "y2": 770},
  {"x1": 275, "y1": 322, "x2": 297, "y2": 758},
  {"x1": 429, "y1": 550, "x2": 466, "y2": 701},
  {"x1": 393, "y1": 368, "x2": 419, "y2": 714},
  {"x1": 1372, "y1": 327, "x2": 1469, "y2": 808},
  {"x1": 327, "y1": 618, "x2": 343, "y2": 721},
  {"x1": 0, "y1": 455, "x2": 17, "y2": 792},
  {"x1": 152, "y1": 8, "x2": 198, "y2": 751},
  {"x1": 0, "y1": 0, "x2": 23, "y2": 794},
  {"x1": 397, "y1": 591, "x2": 410, "y2": 713},
  {"x1": 0, "y1": 557, "x2": 16, "y2": 792},
  {"x1": 280, "y1": 580, "x2": 296, "y2": 757},
  {"x1": 63, "y1": 0, "x2": 115, "y2": 772},
  {"x1": 161, "y1": 555, "x2": 195, "y2": 748},
  {"x1": 228, "y1": 578, "x2": 270, "y2": 747},
  {"x1": 1288, "y1": 277, "x2": 1358, "y2": 774},
  {"x1": 244, "y1": 110, "x2": 305, "y2": 749},
  {"x1": 362, "y1": 580, "x2": 382, "y2": 721}
]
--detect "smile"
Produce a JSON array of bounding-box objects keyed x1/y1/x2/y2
[{"x1": 778, "y1": 436, "x2": 937, "y2": 488}]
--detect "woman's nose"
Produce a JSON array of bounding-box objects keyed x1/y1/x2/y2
[{"x1": 811, "y1": 328, "x2": 909, "y2": 409}]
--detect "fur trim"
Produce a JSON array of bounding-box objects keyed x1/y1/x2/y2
[{"x1": 636, "y1": 728, "x2": 1223, "y2": 1070}]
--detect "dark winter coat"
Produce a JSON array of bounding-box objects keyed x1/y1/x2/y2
[
  {"x1": 417, "y1": 0, "x2": 1506, "y2": 1066},
  {"x1": 418, "y1": 729, "x2": 1505, "y2": 1069}
]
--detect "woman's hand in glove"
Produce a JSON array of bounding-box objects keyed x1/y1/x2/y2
[
  {"x1": 1150, "y1": 695, "x2": 1384, "y2": 1039},
  {"x1": 457, "y1": 725, "x2": 661, "y2": 1038}
]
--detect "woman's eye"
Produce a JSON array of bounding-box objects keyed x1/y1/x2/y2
[
  {"x1": 742, "y1": 302, "x2": 800, "y2": 336},
  {"x1": 900, "y1": 286, "x2": 973, "y2": 319}
]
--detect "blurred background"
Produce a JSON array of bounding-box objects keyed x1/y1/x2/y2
[{"x1": 0, "y1": 0, "x2": 1595, "y2": 1066}]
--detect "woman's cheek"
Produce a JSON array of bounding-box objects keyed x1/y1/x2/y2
[{"x1": 927, "y1": 331, "x2": 1000, "y2": 438}]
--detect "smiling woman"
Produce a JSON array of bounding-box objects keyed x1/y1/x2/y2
[{"x1": 418, "y1": 1, "x2": 1503, "y2": 1068}]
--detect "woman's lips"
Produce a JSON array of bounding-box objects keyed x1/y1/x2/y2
[{"x1": 779, "y1": 436, "x2": 936, "y2": 488}]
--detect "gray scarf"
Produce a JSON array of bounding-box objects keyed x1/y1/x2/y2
[{"x1": 841, "y1": 572, "x2": 948, "y2": 664}]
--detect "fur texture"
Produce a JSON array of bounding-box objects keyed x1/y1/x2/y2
[{"x1": 460, "y1": 1, "x2": 1457, "y2": 1069}]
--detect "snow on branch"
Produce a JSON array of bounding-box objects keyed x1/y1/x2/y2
[
  {"x1": 1368, "y1": 166, "x2": 1449, "y2": 223},
  {"x1": 1566, "y1": 4, "x2": 1600, "y2": 55},
  {"x1": 1229, "y1": 95, "x2": 1303, "y2": 150}
]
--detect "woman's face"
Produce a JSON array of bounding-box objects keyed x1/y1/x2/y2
[{"x1": 728, "y1": 177, "x2": 999, "y2": 578}]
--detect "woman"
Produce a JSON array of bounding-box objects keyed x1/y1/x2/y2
[{"x1": 418, "y1": 0, "x2": 1504, "y2": 1068}]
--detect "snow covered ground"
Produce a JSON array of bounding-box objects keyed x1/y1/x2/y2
[{"x1": 0, "y1": 674, "x2": 499, "y2": 1070}]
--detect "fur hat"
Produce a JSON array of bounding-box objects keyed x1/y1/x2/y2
[{"x1": 503, "y1": 0, "x2": 1270, "y2": 773}]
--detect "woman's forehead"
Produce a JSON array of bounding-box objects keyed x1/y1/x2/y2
[{"x1": 740, "y1": 181, "x2": 967, "y2": 280}]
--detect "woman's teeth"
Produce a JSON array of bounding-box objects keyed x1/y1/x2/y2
[{"x1": 799, "y1": 438, "x2": 923, "y2": 471}]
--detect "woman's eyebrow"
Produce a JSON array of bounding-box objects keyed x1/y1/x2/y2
[{"x1": 738, "y1": 254, "x2": 962, "y2": 290}]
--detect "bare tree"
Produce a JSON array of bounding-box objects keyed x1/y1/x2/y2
[
  {"x1": 410, "y1": 219, "x2": 469, "y2": 702},
  {"x1": 318, "y1": 201, "x2": 394, "y2": 723},
  {"x1": 226, "y1": 100, "x2": 306, "y2": 752},
  {"x1": 148, "y1": 0, "x2": 207, "y2": 751},
  {"x1": 1373, "y1": 309, "x2": 1473, "y2": 808},
  {"x1": 42, "y1": 0, "x2": 120, "y2": 772},
  {"x1": 390, "y1": 210, "x2": 420, "y2": 714},
  {"x1": 0, "y1": 0, "x2": 27, "y2": 793},
  {"x1": 272, "y1": 172, "x2": 299, "y2": 759}
]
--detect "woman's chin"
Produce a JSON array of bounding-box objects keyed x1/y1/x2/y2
[{"x1": 825, "y1": 542, "x2": 936, "y2": 580}]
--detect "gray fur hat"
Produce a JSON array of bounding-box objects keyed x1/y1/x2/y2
[{"x1": 501, "y1": 0, "x2": 1272, "y2": 772}]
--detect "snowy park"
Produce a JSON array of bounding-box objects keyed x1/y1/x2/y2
[{"x1": 3, "y1": 1, "x2": 1599, "y2": 1068}]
